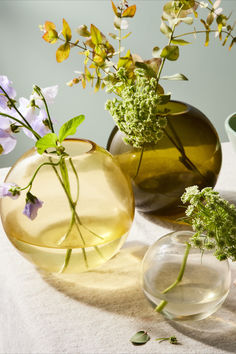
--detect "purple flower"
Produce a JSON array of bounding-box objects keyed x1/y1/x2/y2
[
  {"x1": 0, "y1": 128, "x2": 17, "y2": 155},
  {"x1": 23, "y1": 192, "x2": 43, "y2": 220},
  {"x1": 0, "y1": 182, "x2": 20, "y2": 199},
  {"x1": 18, "y1": 97, "x2": 53, "y2": 140},
  {"x1": 0, "y1": 76, "x2": 16, "y2": 110},
  {"x1": 30, "y1": 85, "x2": 58, "y2": 107}
]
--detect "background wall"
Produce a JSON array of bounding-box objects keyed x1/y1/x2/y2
[{"x1": 0, "y1": 0, "x2": 236, "y2": 167}]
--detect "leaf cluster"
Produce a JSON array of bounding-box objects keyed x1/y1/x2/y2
[
  {"x1": 41, "y1": 1, "x2": 235, "y2": 146},
  {"x1": 41, "y1": 0, "x2": 235, "y2": 93}
]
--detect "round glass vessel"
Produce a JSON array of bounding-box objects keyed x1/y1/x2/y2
[
  {"x1": 142, "y1": 231, "x2": 231, "y2": 321},
  {"x1": 0, "y1": 139, "x2": 134, "y2": 274},
  {"x1": 107, "y1": 101, "x2": 222, "y2": 215}
]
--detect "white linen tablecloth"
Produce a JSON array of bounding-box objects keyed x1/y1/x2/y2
[{"x1": 0, "y1": 142, "x2": 236, "y2": 354}]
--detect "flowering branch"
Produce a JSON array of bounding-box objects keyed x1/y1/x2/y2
[{"x1": 0, "y1": 77, "x2": 105, "y2": 272}]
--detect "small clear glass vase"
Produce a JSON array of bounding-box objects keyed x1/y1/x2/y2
[{"x1": 142, "y1": 230, "x2": 231, "y2": 321}]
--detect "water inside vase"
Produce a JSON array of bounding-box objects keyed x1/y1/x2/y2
[{"x1": 143, "y1": 260, "x2": 230, "y2": 321}]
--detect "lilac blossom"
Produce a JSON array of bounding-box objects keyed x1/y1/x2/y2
[
  {"x1": 23, "y1": 192, "x2": 43, "y2": 220},
  {"x1": 0, "y1": 182, "x2": 20, "y2": 199},
  {"x1": 0, "y1": 76, "x2": 16, "y2": 110},
  {"x1": 0, "y1": 128, "x2": 17, "y2": 155},
  {"x1": 22, "y1": 109, "x2": 52, "y2": 140},
  {"x1": 30, "y1": 85, "x2": 58, "y2": 108},
  {"x1": 18, "y1": 97, "x2": 38, "y2": 124}
]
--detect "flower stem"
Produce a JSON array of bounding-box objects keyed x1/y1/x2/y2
[
  {"x1": 173, "y1": 29, "x2": 234, "y2": 40},
  {"x1": 59, "y1": 248, "x2": 72, "y2": 273},
  {"x1": 157, "y1": 5, "x2": 183, "y2": 83},
  {"x1": 0, "y1": 112, "x2": 41, "y2": 140},
  {"x1": 0, "y1": 85, "x2": 40, "y2": 139},
  {"x1": 163, "y1": 119, "x2": 207, "y2": 182},
  {"x1": 133, "y1": 146, "x2": 144, "y2": 180},
  {"x1": 155, "y1": 242, "x2": 191, "y2": 313},
  {"x1": 20, "y1": 159, "x2": 62, "y2": 192},
  {"x1": 34, "y1": 86, "x2": 54, "y2": 133}
]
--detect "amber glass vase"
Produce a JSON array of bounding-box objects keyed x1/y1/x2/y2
[
  {"x1": 0, "y1": 139, "x2": 134, "y2": 274},
  {"x1": 107, "y1": 101, "x2": 222, "y2": 215}
]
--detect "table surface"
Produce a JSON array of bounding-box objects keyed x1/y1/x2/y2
[{"x1": 0, "y1": 142, "x2": 236, "y2": 354}]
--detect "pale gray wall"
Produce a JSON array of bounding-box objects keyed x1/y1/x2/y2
[{"x1": 1, "y1": 0, "x2": 236, "y2": 167}]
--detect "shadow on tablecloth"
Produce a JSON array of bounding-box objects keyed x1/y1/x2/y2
[
  {"x1": 39, "y1": 241, "x2": 162, "y2": 320},
  {"x1": 40, "y1": 241, "x2": 236, "y2": 353}
]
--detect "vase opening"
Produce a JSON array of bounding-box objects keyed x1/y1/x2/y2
[
  {"x1": 45, "y1": 138, "x2": 95, "y2": 158},
  {"x1": 228, "y1": 114, "x2": 236, "y2": 132},
  {"x1": 158, "y1": 101, "x2": 188, "y2": 116}
]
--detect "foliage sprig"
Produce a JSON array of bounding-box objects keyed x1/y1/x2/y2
[
  {"x1": 41, "y1": 0, "x2": 235, "y2": 147},
  {"x1": 181, "y1": 186, "x2": 236, "y2": 261}
]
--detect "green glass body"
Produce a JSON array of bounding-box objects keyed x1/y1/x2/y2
[{"x1": 107, "y1": 101, "x2": 222, "y2": 215}]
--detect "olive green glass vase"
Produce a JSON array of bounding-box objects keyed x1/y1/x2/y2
[
  {"x1": 0, "y1": 139, "x2": 134, "y2": 274},
  {"x1": 107, "y1": 101, "x2": 222, "y2": 215}
]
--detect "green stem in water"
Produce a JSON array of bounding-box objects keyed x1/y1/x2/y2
[
  {"x1": 155, "y1": 242, "x2": 191, "y2": 313},
  {"x1": 133, "y1": 146, "x2": 144, "y2": 180},
  {"x1": 20, "y1": 159, "x2": 62, "y2": 192},
  {"x1": 163, "y1": 121, "x2": 207, "y2": 182},
  {"x1": 59, "y1": 248, "x2": 72, "y2": 273},
  {"x1": 82, "y1": 248, "x2": 88, "y2": 268}
]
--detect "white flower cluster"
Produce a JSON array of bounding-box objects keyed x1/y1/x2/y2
[
  {"x1": 105, "y1": 68, "x2": 167, "y2": 148},
  {"x1": 181, "y1": 186, "x2": 236, "y2": 261}
]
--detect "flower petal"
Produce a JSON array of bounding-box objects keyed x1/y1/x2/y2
[
  {"x1": 23, "y1": 198, "x2": 43, "y2": 220},
  {"x1": 0, "y1": 128, "x2": 17, "y2": 155},
  {"x1": 0, "y1": 182, "x2": 20, "y2": 199}
]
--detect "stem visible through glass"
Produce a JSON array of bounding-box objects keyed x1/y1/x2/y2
[
  {"x1": 155, "y1": 242, "x2": 191, "y2": 313},
  {"x1": 54, "y1": 156, "x2": 105, "y2": 273}
]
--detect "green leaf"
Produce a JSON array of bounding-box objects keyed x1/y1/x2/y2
[
  {"x1": 56, "y1": 42, "x2": 70, "y2": 62},
  {"x1": 62, "y1": 19, "x2": 72, "y2": 42},
  {"x1": 94, "y1": 78, "x2": 101, "y2": 93},
  {"x1": 76, "y1": 25, "x2": 90, "y2": 37},
  {"x1": 229, "y1": 37, "x2": 236, "y2": 50},
  {"x1": 171, "y1": 39, "x2": 191, "y2": 45},
  {"x1": 135, "y1": 62, "x2": 156, "y2": 78},
  {"x1": 181, "y1": 0, "x2": 195, "y2": 10},
  {"x1": 152, "y1": 46, "x2": 161, "y2": 58},
  {"x1": 111, "y1": 1, "x2": 119, "y2": 17},
  {"x1": 58, "y1": 115, "x2": 85, "y2": 143},
  {"x1": 109, "y1": 32, "x2": 118, "y2": 40},
  {"x1": 161, "y1": 45, "x2": 179, "y2": 61},
  {"x1": 122, "y1": 5, "x2": 136, "y2": 18},
  {"x1": 90, "y1": 24, "x2": 102, "y2": 45},
  {"x1": 130, "y1": 331, "x2": 150, "y2": 345},
  {"x1": 160, "y1": 22, "x2": 172, "y2": 37},
  {"x1": 117, "y1": 49, "x2": 132, "y2": 69},
  {"x1": 207, "y1": 12, "x2": 214, "y2": 26},
  {"x1": 122, "y1": 32, "x2": 132, "y2": 40},
  {"x1": 161, "y1": 73, "x2": 188, "y2": 81},
  {"x1": 158, "y1": 93, "x2": 171, "y2": 105},
  {"x1": 181, "y1": 17, "x2": 194, "y2": 25},
  {"x1": 36, "y1": 133, "x2": 58, "y2": 154}
]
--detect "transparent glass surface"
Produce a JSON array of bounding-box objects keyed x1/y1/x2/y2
[
  {"x1": 107, "y1": 101, "x2": 222, "y2": 215},
  {"x1": 142, "y1": 231, "x2": 231, "y2": 321},
  {"x1": 0, "y1": 139, "x2": 134, "y2": 273}
]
